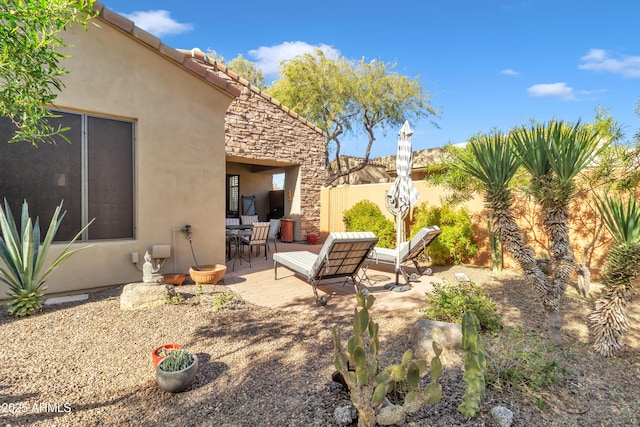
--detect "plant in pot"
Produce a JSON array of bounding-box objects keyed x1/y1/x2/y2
[
  {"x1": 152, "y1": 343, "x2": 182, "y2": 369},
  {"x1": 156, "y1": 349, "x2": 198, "y2": 393}
]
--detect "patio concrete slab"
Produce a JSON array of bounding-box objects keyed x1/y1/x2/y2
[{"x1": 219, "y1": 239, "x2": 443, "y2": 317}]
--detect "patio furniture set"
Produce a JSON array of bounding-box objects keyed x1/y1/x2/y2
[
  {"x1": 226, "y1": 217, "x2": 280, "y2": 271},
  {"x1": 226, "y1": 214, "x2": 441, "y2": 306},
  {"x1": 273, "y1": 226, "x2": 442, "y2": 306}
]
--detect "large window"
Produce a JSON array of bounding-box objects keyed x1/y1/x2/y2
[{"x1": 0, "y1": 111, "x2": 135, "y2": 241}]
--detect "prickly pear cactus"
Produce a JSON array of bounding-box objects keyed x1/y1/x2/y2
[
  {"x1": 458, "y1": 311, "x2": 486, "y2": 418},
  {"x1": 332, "y1": 292, "x2": 443, "y2": 427}
]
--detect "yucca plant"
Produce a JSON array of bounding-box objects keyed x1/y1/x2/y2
[
  {"x1": 589, "y1": 193, "x2": 640, "y2": 356},
  {"x1": 0, "y1": 199, "x2": 93, "y2": 316},
  {"x1": 511, "y1": 120, "x2": 606, "y2": 344},
  {"x1": 457, "y1": 133, "x2": 551, "y2": 308}
]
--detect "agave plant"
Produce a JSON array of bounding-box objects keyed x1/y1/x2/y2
[
  {"x1": 589, "y1": 193, "x2": 640, "y2": 356},
  {"x1": 0, "y1": 199, "x2": 92, "y2": 316}
]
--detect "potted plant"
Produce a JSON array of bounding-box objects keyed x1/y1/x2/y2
[
  {"x1": 156, "y1": 349, "x2": 198, "y2": 393},
  {"x1": 280, "y1": 216, "x2": 294, "y2": 243},
  {"x1": 152, "y1": 343, "x2": 182, "y2": 369}
]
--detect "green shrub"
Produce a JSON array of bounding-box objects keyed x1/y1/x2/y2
[
  {"x1": 485, "y1": 327, "x2": 565, "y2": 407},
  {"x1": 213, "y1": 292, "x2": 233, "y2": 311},
  {"x1": 343, "y1": 200, "x2": 395, "y2": 248},
  {"x1": 424, "y1": 281, "x2": 502, "y2": 332},
  {"x1": 410, "y1": 203, "x2": 478, "y2": 265}
]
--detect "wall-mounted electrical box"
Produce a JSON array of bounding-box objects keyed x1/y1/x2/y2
[{"x1": 151, "y1": 244, "x2": 171, "y2": 259}]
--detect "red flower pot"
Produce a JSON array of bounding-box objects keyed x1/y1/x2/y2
[
  {"x1": 307, "y1": 234, "x2": 318, "y2": 245},
  {"x1": 152, "y1": 344, "x2": 182, "y2": 368}
]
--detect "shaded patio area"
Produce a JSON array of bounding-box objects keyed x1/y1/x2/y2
[{"x1": 220, "y1": 239, "x2": 444, "y2": 316}]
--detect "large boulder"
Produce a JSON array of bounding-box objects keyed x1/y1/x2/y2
[
  {"x1": 409, "y1": 318, "x2": 462, "y2": 360},
  {"x1": 120, "y1": 282, "x2": 175, "y2": 310}
]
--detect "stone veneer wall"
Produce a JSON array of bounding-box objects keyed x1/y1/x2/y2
[{"x1": 224, "y1": 84, "x2": 326, "y2": 237}]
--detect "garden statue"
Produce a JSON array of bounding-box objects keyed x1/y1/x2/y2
[{"x1": 142, "y1": 251, "x2": 163, "y2": 283}]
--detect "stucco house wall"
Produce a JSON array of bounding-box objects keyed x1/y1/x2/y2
[{"x1": 0, "y1": 4, "x2": 239, "y2": 296}]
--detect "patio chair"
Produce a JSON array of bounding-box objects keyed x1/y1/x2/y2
[
  {"x1": 241, "y1": 215, "x2": 259, "y2": 225},
  {"x1": 267, "y1": 219, "x2": 281, "y2": 253},
  {"x1": 240, "y1": 222, "x2": 271, "y2": 266},
  {"x1": 370, "y1": 225, "x2": 441, "y2": 284},
  {"x1": 225, "y1": 218, "x2": 240, "y2": 258},
  {"x1": 273, "y1": 231, "x2": 379, "y2": 306}
]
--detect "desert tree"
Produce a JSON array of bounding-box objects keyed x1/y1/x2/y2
[
  {"x1": 0, "y1": 0, "x2": 96, "y2": 145},
  {"x1": 268, "y1": 50, "x2": 438, "y2": 185},
  {"x1": 224, "y1": 54, "x2": 267, "y2": 90}
]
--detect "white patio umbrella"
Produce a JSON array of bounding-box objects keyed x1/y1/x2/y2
[{"x1": 385, "y1": 120, "x2": 420, "y2": 287}]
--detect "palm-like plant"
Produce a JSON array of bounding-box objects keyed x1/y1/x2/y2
[
  {"x1": 457, "y1": 133, "x2": 552, "y2": 306},
  {"x1": 511, "y1": 120, "x2": 606, "y2": 343},
  {"x1": 589, "y1": 194, "x2": 640, "y2": 356},
  {"x1": 0, "y1": 199, "x2": 92, "y2": 316}
]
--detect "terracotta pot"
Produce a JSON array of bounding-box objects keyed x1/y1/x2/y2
[
  {"x1": 280, "y1": 219, "x2": 294, "y2": 243},
  {"x1": 152, "y1": 343, "x2": 182, "y2": 369},
  {"x1": 156, "y1": 352, "x2": 199, "y2": 393},
  {"x1": 189, "y1": 264, "x2": 226, "y2": 285},
  {"x1": 162, "y1": 273, "x2": 187, "y2": 286},
  {"x1": 307, "y1": 234, "x2": 318, "y2": 245}
]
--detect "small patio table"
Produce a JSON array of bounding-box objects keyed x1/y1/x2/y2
[{"x1": 226, "y1": 225, "x2": 253, "y2": 271}]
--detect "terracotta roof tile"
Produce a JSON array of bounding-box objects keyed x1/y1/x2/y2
[{"x1": 176, "y1": 48, "x2": 323, "y2": 135}]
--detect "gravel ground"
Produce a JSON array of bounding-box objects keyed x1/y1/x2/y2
[{"x1": 0, "y1": 266, "x2": 638, "y2": 426}]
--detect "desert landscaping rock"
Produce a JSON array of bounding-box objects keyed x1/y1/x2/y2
[
  {"x1": 491, "y1": 405, "x2": 514, "y2": 427},
  {"x1": 119, "y1": 282, "x2": 176, "y2": 310},
  {"x1": 409, "y1": 318, "x2": 462, "y2": 359}
]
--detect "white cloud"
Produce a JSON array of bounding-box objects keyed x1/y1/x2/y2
[
  {"x1": 527, "y1": 82, "x2": 576, "y2": 101},
  {"x1": 579, "y1": 48, "x2": 640, "y2": 78},
  {"x1": 248, "y1": 41, "x2": 340, "y2": 77},
  {"x1": 578, "y1": 88, "x2": 607, "y2": 96},
  {"x1": 121, "y1": 10, "x2": 193, "y2": 37},
  {"x1": 500, "y1": 68, "x2": 519, "y2": 76}
]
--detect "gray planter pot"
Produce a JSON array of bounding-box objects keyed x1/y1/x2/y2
[{"x1": 156, "y1": 353, "x2": 198, "y2": 393}]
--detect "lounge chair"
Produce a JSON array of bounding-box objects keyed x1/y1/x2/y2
[
  {"x1": 370, "y1": 226, "x2": 441, "y2": 284},
  {"x1": 273, "y1": 231, "x2": 379, "y2": 306}
]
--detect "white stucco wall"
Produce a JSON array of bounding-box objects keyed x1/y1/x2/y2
[{"x1": 4, "y1": 18, "x2": 236, "y2": 295}]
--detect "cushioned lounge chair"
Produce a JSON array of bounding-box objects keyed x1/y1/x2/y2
[
  {"x1": 370, "y1": 226, "x2": 441, "y2": 284},
  {"x1": 273, "y1": 232, "x2": 379, "y2": 306}
]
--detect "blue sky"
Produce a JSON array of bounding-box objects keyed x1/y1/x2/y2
[{"x1": 103, "y1": 0, "x2": 640, "y2": 158}]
